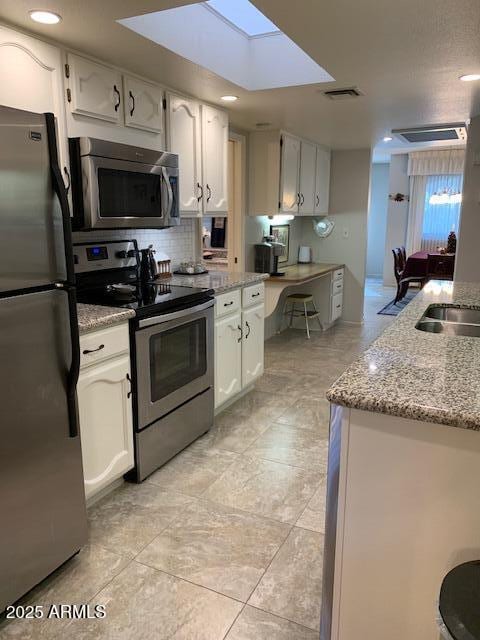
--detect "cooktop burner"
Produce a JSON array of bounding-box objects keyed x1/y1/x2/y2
[{"x1": 77, "y1": 280, "x2": 213, "y2": 318}]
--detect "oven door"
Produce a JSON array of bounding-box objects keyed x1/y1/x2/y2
[
  {"x1": 135, "y1": 300, "x2": 214, "y2": 430},
  {"x1": 81, "y1": 155, "x2": 179, "y2": 229}
]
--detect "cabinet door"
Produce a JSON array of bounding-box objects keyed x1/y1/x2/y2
[
  {"x1": 280, "y1": 134, "x2": 300, "y2": 213},
  {"x1": 242, "y1": 304, "x2": 264, "y2": 387},
  {"x1": 124, "y1": 75, "x2": 163, "y2": 133},
  {"x1": 331, "y1": 291, "x2": 343, "y2": 323},
  {"x1": 299, "y1": 141, "x2": 316, "y2": 215},
  {"x1": 315, "y1": 147, "x2": 331, "y2": 215},
  {"x1": 202, "y1": 104, "x2": 228, "y2": 214},
  {"x1": 215, "y1": 311, "x2": 242, "y2": 408},
  {"x1": 77, "y1": 354, "x2": 134, "y2": 499},
  {"x1": 68, "y1": 54, "x2": 122, "y2": 123},
  {"x1": 0, "y1": 25, "x2": 69, "y2": 186},
  {"x1": 167, "y1": 93, "x2": 202, "y2": 216}
]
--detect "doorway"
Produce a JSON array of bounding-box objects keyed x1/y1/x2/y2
[{"x1": 201, "y1": 132, "x2": 246, "y2": 272}]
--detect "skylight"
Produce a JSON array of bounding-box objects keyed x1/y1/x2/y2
[
  {"x1": 205, "y1": 0, "x2": 280, "y2": 37},
  {"x1": 118, "y1": 3, "x2": 334, "y2": 91}
]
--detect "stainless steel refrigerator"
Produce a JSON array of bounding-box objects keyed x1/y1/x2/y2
[{"x1": 0, "y1": 105, "x2": 87, "y2": 612}]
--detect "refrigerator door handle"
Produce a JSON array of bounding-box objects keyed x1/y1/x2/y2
[
  {"x1": 64, "y1": 284, "x2": 81, "y2": 439},
  {"x1": 45, "y1": 112, "x2": 75, "y2": 286}
]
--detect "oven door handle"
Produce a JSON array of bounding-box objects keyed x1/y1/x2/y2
[{"x1": 138, "y1": 299, "x2": 214, "y2": 328}]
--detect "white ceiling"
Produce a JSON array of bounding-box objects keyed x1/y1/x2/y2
[{"x1": 1, "y1": 0, "x2": 479, "y2": 157}]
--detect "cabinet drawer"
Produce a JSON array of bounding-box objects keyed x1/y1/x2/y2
[
  {"x1": 332, "y1": 278, "x2": 344, "y2": 295},
  {"x1": 80, "y1": 323, "x2": 130, "y2": 369},
  {"x1": 333, "y1": 268, "x2": 344, "y2": 282},
  {"x1": 215, "y1": 289, "x2": 241, "y2": 319},
  {"x1": 331, "y1": 291, "x2": 343, "y2": 322},
  {"x1": 242, "y1": 283, "x2": 265, "y2": 308}
]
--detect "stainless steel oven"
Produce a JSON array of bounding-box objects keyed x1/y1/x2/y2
[
  {"x1": 135, "y1": 299, "x2": 214, "y2": 429},
  {"x1": 69, "y1": 137, "x2": 179, "y2": 230}
]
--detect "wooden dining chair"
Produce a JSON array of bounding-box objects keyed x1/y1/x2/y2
[
  {"x1": 426, "y1": 254, "x2": 455, "y2": 281},
  {"x1": 392, "y1": 248, "x2": 425, "y2": 303}
]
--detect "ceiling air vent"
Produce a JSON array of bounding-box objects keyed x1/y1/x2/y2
[
  {"x1": 392, "y1": 123, "x2": 467, "y2": 143},
  {"x1": 323, "y1": 87, "x2": 363, "y2": 100}
]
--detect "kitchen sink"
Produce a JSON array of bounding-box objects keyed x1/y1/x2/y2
[
  {"x1": 416, "y1": 305, "x2": 480, "y2": 337},
  {"x1": 425, "y1": 305, "x2": 480, "y2": 324},
  {"x1": 416, "y1": 320, "x2": 480, "y2": 337}
]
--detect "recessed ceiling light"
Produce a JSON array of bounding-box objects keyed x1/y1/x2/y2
[
  {"x1": 460, "y1": 74, "x2": 480, "y2": 82},
  {"x1": 29, "y1": 10, "x2": 62, "y2": 24},
  {"x1": 221, "y1": 95, "x2": 238, "y2": 102},
  {"x1": 383, "y1": 136, "x2": 393, "y2": 142}
]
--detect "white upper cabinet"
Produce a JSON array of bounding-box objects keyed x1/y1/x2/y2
[
  {"x1": 315, "y1": 146, "x2": 331, "y2": 215},
  {"x1": 0, "y1": 25, "x2": 69, "y2": 175},
  {"x1": 299, "y1": 141, "x2": 317, "y2": 215},
  {"x1": 248, "y1": 130, "x2": 331, "y2": 217},
  {"x1": 280, "y1": 134, "x2": 301, "y2": 213},
  {"x1": 202, "y1": 104, "x2": 228, "y2": 214},
  {"x1": 124, "y1": 75, "x2": 163, "y2": 133},
  {"x1": 167, "y1": 92, "x2": 202, "y2": 216},
  {"x1": 67, "y1": 53, "x2": 122, "y2": 123}
]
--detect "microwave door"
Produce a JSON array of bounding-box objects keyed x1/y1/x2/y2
[
  {"x1": 161, "y1": 167, "x2": 180, "y2": 227},
  {"x1": 81, "y1": 156, "x2": 165, "y2": 229}
]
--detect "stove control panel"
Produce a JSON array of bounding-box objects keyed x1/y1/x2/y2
[{"x1": 73, "y1": 240, "x2": 138, "y2": 273}]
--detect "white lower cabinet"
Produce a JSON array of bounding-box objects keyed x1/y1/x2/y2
[
  {"x1": 242, "y1": 304, "x2": 264, "y2": 387},
  {"x1": 215, "y1": 311, "x2": 242, "y2": 408},
  {"x1": 215, "y1": 284, "x2": 265, "y2": 409},
  {"x1": 77, "y1": 324, "x2": 134, "y2": 500}
]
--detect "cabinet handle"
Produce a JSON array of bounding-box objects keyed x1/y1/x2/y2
[
  {"x1": 126, "y1": 373, "x2": 132, "y2": 398},
  {"x1": 206, "y1": 184, "x2": 212, "y2": 203},
  {"x1": 197, "y1": 182, "x2": 204, "y2": 202},
  {"x1": 252, "y1": 292, "x2": 260, "y2": 298},
  {"x1": 297, "y1": 193, "x2": 301, "y2": 205},
  {"x1": 63, "y1": 166, "x2": 71, "y2": 195},
  {"x1": 237, "y1": 325, "x2": 243, "y2": 342},
  {"x1": 129, "y1": 90, "x2": 135, "y2": 117},
  {"x1": 300, "y1": 193, "x2": 305, "y2": 205},
  {"x1": 113, "y1": 84, "x2": 121, "y2": 112},
  {"x1": 224, "y1": 300, "x2": 234, "y2": 307},
  {"x1": 315, "y1": 194, "x2": 320, "y2": 207},
  {"x1": 82, "y1": 344, "x2": 105, "y2": 355},
  {"x1": 245, "y1": 321, "x2": 251, "y2": 339}
]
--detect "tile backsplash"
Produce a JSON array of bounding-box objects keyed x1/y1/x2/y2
[{"x1": 72, "y1": 219, "x2": 198, "y2": 268}]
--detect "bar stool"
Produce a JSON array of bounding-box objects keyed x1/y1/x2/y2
[{"x1": 283, "y1": 293, "x2": 323, "y2": 339}]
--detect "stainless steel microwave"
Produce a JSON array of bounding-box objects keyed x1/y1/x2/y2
[{"x1": 69, "y1": 137, "x2": 179, "y2": 230}]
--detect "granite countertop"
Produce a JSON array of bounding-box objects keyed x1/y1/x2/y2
[
  {"x1": 267, "y1": 262, "x2": 344, "y2": 283},
  {"x1": 159, "y1": 271, "x2": 269, "y2": 294},
  {"x1": 77, "y1": 303, "x2": 135, "y2": 335},
  {"x1": 327, "y1": 281, "x2": 480, "y2": 430}
]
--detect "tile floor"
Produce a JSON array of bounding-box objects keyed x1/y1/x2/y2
[{"x1": 0, "y1": 279, "x2": 395, "y2": 640}]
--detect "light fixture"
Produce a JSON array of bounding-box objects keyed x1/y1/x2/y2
[
  {"x1": 460, "y1": 74, "x2": 480, "y2": 82},
  {"x1": 29, "y1": 10, "x2": 62, "y2": 24},
  {"x1": 221, "y1": 95, "x2": 238, "y2": 102},
  {"x1": 383, "y1": 136, "x2": 393, "y2": 142},
  {"x1": 268, "y1": 215, "x2": 294, "y2": 223}
]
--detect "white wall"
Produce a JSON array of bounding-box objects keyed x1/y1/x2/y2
[
  {"x1": 455, "y1": 115, "x2": 480, "y2": 282},
  {"x1": 382, "y1": 154, "x2": 409, "y2": 286},
  {"x1": 300, "y1": 149, "x2": 372, "y2": 323},
  {"x1": 366, "y1": 163, "x2": 389, "y2": 278}
]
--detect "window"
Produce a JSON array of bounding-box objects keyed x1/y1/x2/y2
[{"x1": 421, "y1": 174, "x2": 463, "y2": 252}]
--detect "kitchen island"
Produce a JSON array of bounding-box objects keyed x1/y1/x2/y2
[{"x1": 323, "y1": 280, "x2": 480, "y2": 640}]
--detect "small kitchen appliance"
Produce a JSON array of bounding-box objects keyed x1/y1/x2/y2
[
  {"x1": 74, "y1": 240, "x2": 215, "y2": 482},
  {"x1": 69, "y1": 137, "x2": 179, "y2": 230},
  {"x1": 298, "y1": 246, "x2": 312, "y2": 264},
  {"x1": 254, "y1": 236, "x2": 285, "y2": 276},
  {"x1": 140, "y1": 244, "x2": 158, "y2": 281}
]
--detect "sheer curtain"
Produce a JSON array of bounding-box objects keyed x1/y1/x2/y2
[
  {"x1": 406, "y1": 150, "x2": 465, "y2": 255},
  {"x1": 421, "y1": 174, "x2": 463, "y2": 252}
]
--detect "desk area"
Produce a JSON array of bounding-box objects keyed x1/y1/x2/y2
[{"x1": 264, "y1": 262, "x2": 344, "y2": 334}]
